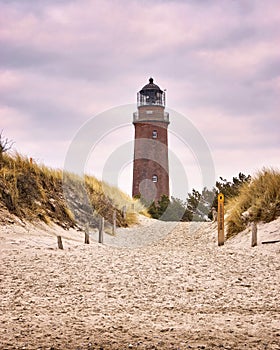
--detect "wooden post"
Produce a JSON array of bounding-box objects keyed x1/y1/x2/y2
[
  {"x1": 251, "y1": 222, "x2": 257, "y2": 247},
  {"x1": 122, "y1": 205, "x2": 127, "y2": 220},
  {"x1": 112, "y1": 210, "x2": 116, "y2": 235},
  {"x1": 122, "y1": 205, "x2": 126, "y2": 220},
  {"x1": 84, "y1": 223, "x2": 90, "y2": 244},
  {"x1": 99, "y1": 217, "x2": 104, "y2": 244},
  {"x1": 57, "y1": 236, "x2": 63, "y2": 250},
  {"x1": 217, "y1": 193, "x2": 225, "y2": 246},
  {"x1": 211, "y1": 207, "x2": 217, "y2": 222}
]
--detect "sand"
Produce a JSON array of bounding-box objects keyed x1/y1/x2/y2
[{"x1": 0, "y1": 216, "x2": 280, "y2": 349}]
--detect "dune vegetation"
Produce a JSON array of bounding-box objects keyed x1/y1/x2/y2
[
  {"x1": 225, "y1": 168, "x2": 280, "y2": 239},
  {"x1": 0, "y1": 152, "x2": 147, "y2": 229},
  {"x1": 1, "y1": 132, "x2": 279, "y2": 240}
]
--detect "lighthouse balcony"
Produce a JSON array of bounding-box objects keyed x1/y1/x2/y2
[{"x1": 133, "y1": 111, "x2": 169, "y2": 123}]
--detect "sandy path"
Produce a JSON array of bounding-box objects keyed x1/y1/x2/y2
[{"x1": 0, "y1": 219, "x2": 279, "y2": 349}]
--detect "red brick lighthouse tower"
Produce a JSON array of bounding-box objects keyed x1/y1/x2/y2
[{"x1": 132, "y1": 78, "x2": 170, "y2": 203}]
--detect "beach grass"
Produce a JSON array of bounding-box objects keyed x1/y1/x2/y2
[
  {"x1": 0, "y1": 152, "x2": 148, "y2": 228},
  {"x1": 226, "y1": 168, "x2": 280, "y2": 238}
]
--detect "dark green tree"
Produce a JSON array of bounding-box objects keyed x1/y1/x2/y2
[
  {"x1": 147, "y1": 173, "x2": 251, "y2": 222},
  {"x1": 185, "y1": 189, "x2": 201, "y2": 221},
  {"x1": 161, "y1": 196, "x2": 186, "y2": 221},
  {"x1": 157, "y1": 195, "x2": 170, "y2": 217},
  {"x1": 213, "y1": 173, "x2": 251, "y2": 206},
  {"x1": 148, "y1": 195, "x2": 186, "y2": 221},
  {"x1": 148, "y1": 201, "x2": 159, "y2": 219}
]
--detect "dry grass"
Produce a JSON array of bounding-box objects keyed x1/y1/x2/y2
[
  {"x1": 0, "y1": 152, "x2": 147, "y2": 228},
  {"x1": 226, "y1": 168, "x2": 280, "y2": 239}
]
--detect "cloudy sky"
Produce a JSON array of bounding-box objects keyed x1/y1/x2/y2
[{"x1": 1, "y1": 0, "x2": 279, "y2": 198}]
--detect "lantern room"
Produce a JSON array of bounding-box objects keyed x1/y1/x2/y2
[{"x1": 137, "y1": 77, "x2": 166, "y2": 107}]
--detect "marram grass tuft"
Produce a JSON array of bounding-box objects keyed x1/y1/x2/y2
[
  {"x1": 225, "y1": 168, "x2": 280, "y2": 239},
  {"x1": 0, "y1": 152, "x2": 148, "y2": 228}
]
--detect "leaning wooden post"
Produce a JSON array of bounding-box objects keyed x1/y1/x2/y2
[
  {"x1": 217, "y1": 193, "x2": 225, "y2": 246},
  {"x1": 57, "y1": 235, "x2": 63, "y2": 250},
  {"x1": 99, "y1": 217, "x2": 104, "y2": 244},
  {"x1": 112, "y1": 210, "x2": 116, "y2": 235},
  {"x1": 84, "y1": 223, "x2": 90, "y2": 244},
  {"x1": 251, "y1": 222, "x2": 257, "y2": 247}
]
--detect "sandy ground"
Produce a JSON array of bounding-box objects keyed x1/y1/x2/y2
[{"x1": 0, "y1": 216, "x2": 280, "y2": 350}]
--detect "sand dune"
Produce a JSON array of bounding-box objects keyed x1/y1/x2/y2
[{"x1": 0, "y1": 217, "x2": 279, "y2": 349}]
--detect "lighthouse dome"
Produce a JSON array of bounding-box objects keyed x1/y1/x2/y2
[{"x1": 141, "y1": 77, "x2": 162, "y2": 92}]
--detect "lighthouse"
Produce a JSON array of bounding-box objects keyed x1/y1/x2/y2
[{"x1": 132, "y1": 78, "x2": 170, "y2": 203}]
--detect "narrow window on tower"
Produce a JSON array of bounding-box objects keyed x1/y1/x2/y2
[
  {"x1": 152, "y1": 175, "x2": 158, "y2": 183},
  {"x1": 152, "y1": 130, "x2": 158, "y2": 139}
]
